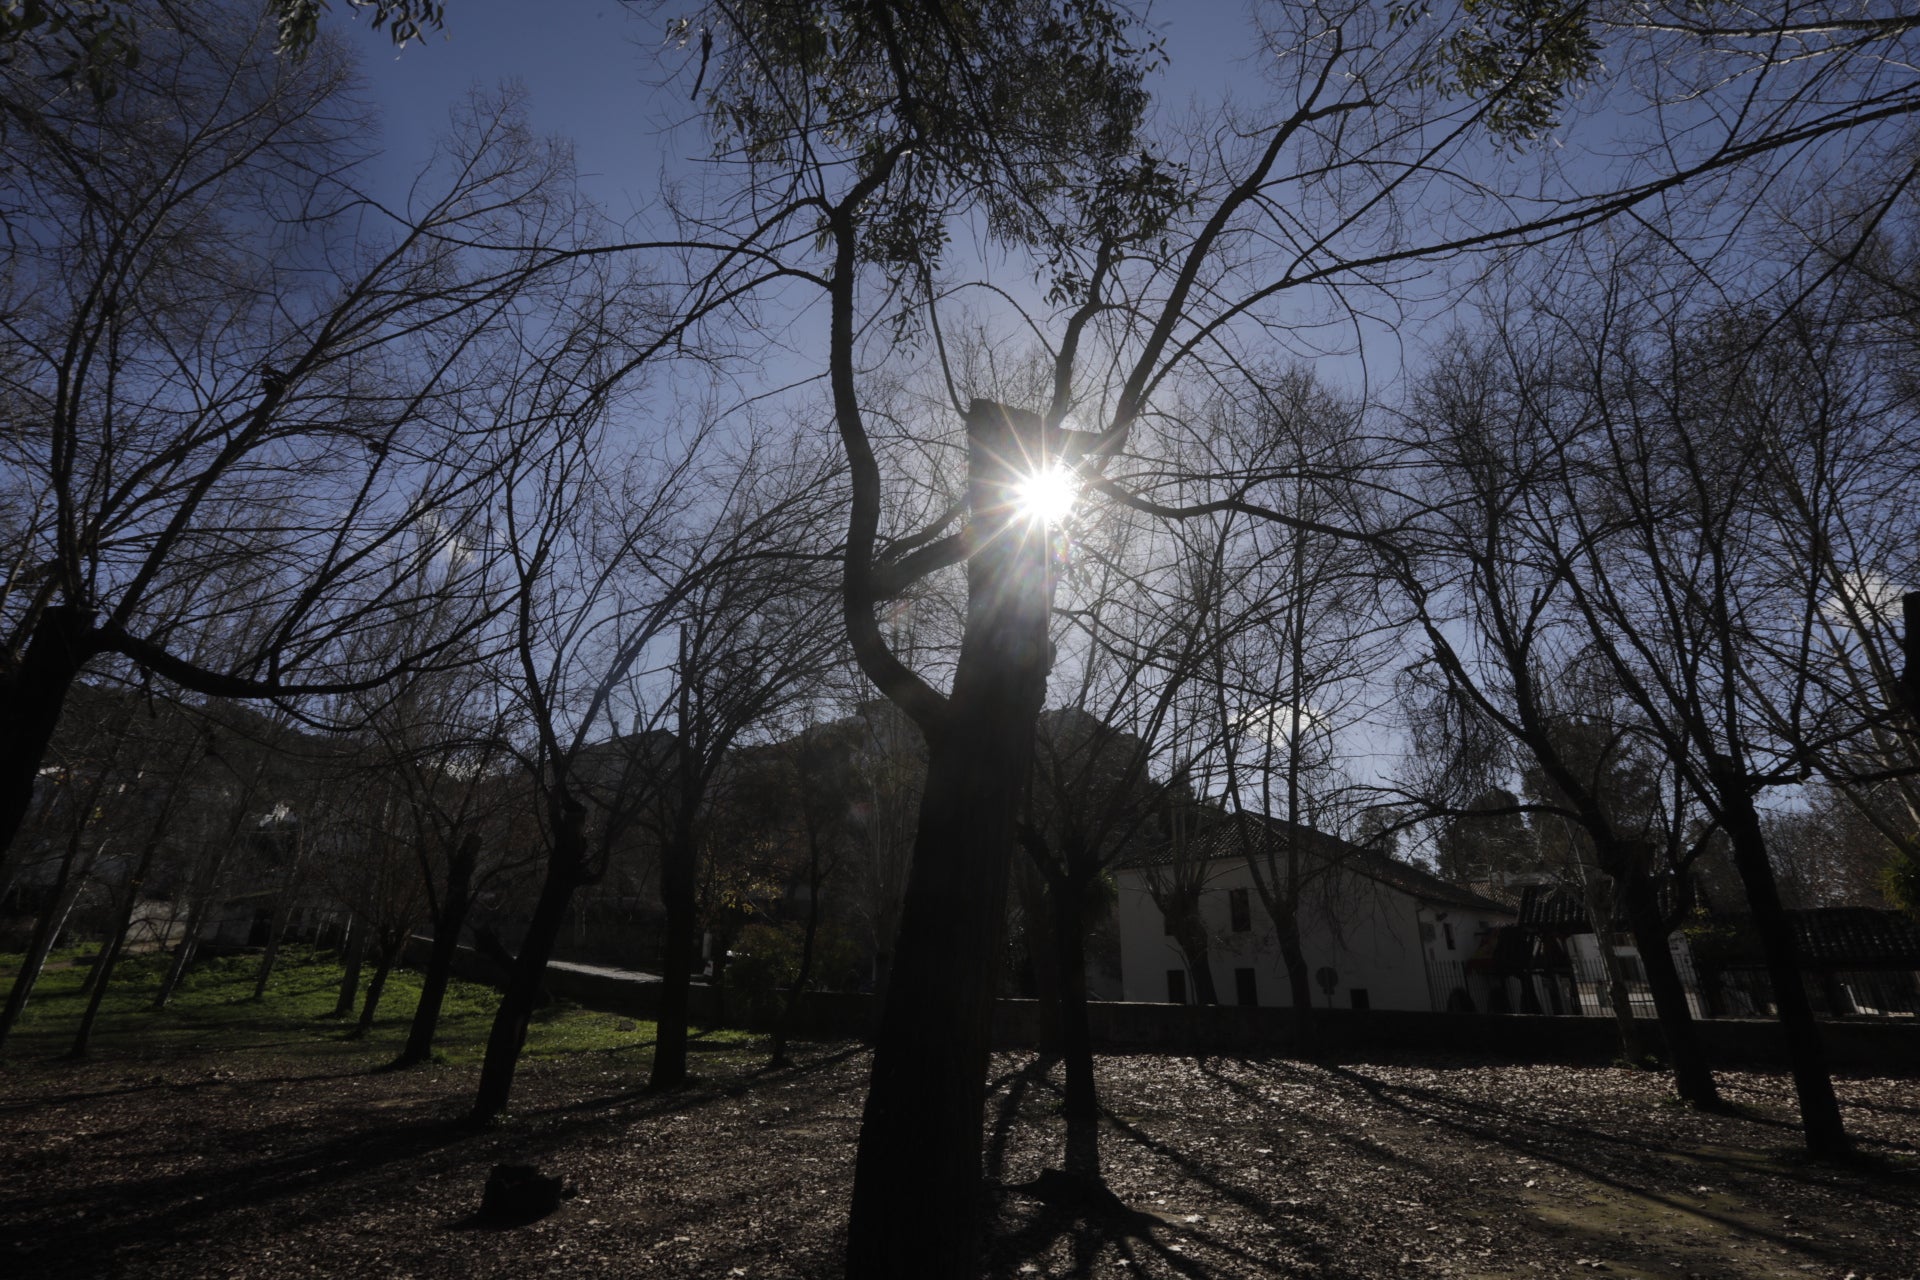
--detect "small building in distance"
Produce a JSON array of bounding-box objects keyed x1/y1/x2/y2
[{"x1": 1113, "y1": 813, "x2": 1516, "y2": 1012}]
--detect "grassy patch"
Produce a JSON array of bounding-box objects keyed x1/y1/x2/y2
[{"x1": 0, "y1": 946, "x2": 756, "y2": 1072}]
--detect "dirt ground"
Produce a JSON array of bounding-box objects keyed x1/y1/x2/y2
[{"x1": 1, "y1": 1029, "x2": 1916, "y2": 1280}]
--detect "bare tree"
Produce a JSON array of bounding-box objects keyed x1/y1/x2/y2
[
  {"x1": 1404, "y1": 310, "x2": 1725, "y2": 1105},
  {"x1": 663, "y1": 0, "x2": 1920, "y2": 1264},
  {"x1": 67, "y1": 699, "x2": 213, "y2": 1059},
  {"x1": 0, "y1": 8, "x2": 600, "y2": 856},
  {"x1": 641, "y1": 445, "x2": 845, "y2": 1093}
]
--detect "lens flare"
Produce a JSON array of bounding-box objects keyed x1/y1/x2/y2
[{"x1": 1015, "y1": 464, "x2": 1077, "y2": 525}]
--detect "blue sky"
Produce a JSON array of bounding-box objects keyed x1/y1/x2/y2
[
  {"x1": 338, "y1": 0, "x2": 1266, "y2": 221},
  {"x1": 326, "y1": 0, "x2": 1413, "y2": 805}
]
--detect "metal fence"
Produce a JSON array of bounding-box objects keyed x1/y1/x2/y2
[{"x1": 1423, "y1": 956, "x2": 1920, "y2": 1019}]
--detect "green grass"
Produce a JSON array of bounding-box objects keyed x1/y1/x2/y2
[{"x1": 0, "y1": 945, "x2": 758, "y2": 1072}]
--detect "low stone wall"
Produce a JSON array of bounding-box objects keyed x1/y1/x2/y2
[
  {"x1": 407, "y1": 938, "x2": 1919, "y2": 1075},
  {"x1": 1012, "y1": 1001, "x2": 1920, "y2": 1075}
]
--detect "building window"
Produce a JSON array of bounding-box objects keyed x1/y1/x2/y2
[
  {"x1": 1443, "y1": 922, "x2": 1456, "y2": 951},
  {"x1": 1349, "y1": 988, "x2": 1371, "y2": 1011},
  {"x1": 1234, "y1": 967, "x2": 1258, "y2": 1006},
  {"x1": 1166, "y1": 969, "x2": 1187, "y2": 1005},
  {"x1": 1229, "y1": 887, "x2": 1251, "y2": 932},
  {"x1": 1420, "y1": 921, "x2": 1436, "y2": 944},
  {"x1": 1162, "y1": 910, "x2": 1174, "y2": 936}
]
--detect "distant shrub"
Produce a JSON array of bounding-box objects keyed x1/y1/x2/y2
[{"x1": 726, "y1": 921, "x2": 860, "y2": 1022}]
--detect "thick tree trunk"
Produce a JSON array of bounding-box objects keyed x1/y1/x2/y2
[
  {"x1": 649, "y1": 828, "x2": 698, "y2": 1092},
  {"x1": 1620, "y1": 873, "x2": 1719, "y2": 1107},
  {"x1": 0, "y1": 605, "x2": 95, "y2": 861},
  {"x1": 396, "y1": 835, "x2": 478, "y2": 1068},
  {"x1": 1051, "y1": 869, "x2": 1096, "y2": 1127},
  {"x1": 471, "y1": 809, "x2": 586, "y2": 1124},
  {"x1": 1716, "y1": 772, "x2": 1847, "y2": 1155},
  {"x1": 1020, "y1": 854, "x2": 1065, "y2": 1058},
  {"x1": 846, "y1": 400, "x2": 1055, "y2": 1280},
  {"x1": 332, "y1": 914, "x2": 366, "y2": 1019},
  {"x1": 1274, "y1": 915, "x2": 1314, "y2": 1037}
]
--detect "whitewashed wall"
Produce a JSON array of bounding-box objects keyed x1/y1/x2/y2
[{"x1": 1114, "y1": 857, "x2": 1513, "y2": 1013}]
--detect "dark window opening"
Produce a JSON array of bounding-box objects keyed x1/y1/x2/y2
[
  {"x1": 1234, "y1": 967, "x2": 1258, "y2": 1006},
  {"x1": 1349, "y1": 988, "x2": 1370, "y2": 1011},
  {"x1": 1443, "y1": 922, "x2": 1456, "y2": 951},
  {"x1": 1166, "y1": 969, "x2": 1187, "y2": 1005},
  {"x1": 1228, "y1": 887, "x2": 1251, "y2": 932}
]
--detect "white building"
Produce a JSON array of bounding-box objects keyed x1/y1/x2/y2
[{"x1": 1114, "y1": 814, "x2": 1516, "y2": 1012}]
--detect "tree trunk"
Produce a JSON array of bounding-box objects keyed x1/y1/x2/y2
[
  {"x1": 69, "y1": 791, "x2": 180, "y2": 1059},
  {"x1": 1020, "y1": 853, "x2": 1064, "y2": 1058},
  {"x1": 1575, "y1": 869, "x2": 1649, "y2": 1063},
  {"x1": 151, "y1": 883, "x2": 212, "y2": 1011},
  {"x1": 1274, "y1": 914, "x2": 1314, "y2": 1039},
  {"x1": 0, "y1": 605, "x2": 95, "y2": 860},
  {"x1": 771, "y1": 856, "x2": 825, "y2": 1069},
  {"x1": 251, "y1": 837, "x2": 306, "y2": 1000},
  {"x1": 470, "y1": 805, "x2": 586, "y2": 1124},
  {"x1": 0, "y1": 713, "x2": 123, "y2": 1047},
  {"x1": 648, "y1": 827, "x2": 698, "y2": 1092},
  {"x1": 1171, "y1": 915, "x2": 1219, "y2": 1005},
  {"x1": 252, "y1": 911, "x2": 288, "y2": 1001},
  {"x1": 153, "y1": 833, "x2": 239, "y2": 1011},
  {"x1": 154, "y1": 772, "x2": 256, "y2": 1011},
  {"x1": 1051, "y1": 869, "x2": 1096, "y2": 1127},
  {"x1": 1716, "y1": 771, "x2": 1847, "y2": 1155},
  {"x1": 1051, "y1": 867, "x2": 1103, "y2": 1186},
  {"x1": 332, "y1": 914, "x2": 366, "y2": 1019},
  {"x1": 69, "y1": 873, "x2": 141, "y2": 1059},
  {"x1": 0, "y1": 853, "x2": 94, "y2": 1048},
  {"x1": 1620, "y1": 873, "x2": 1719, "y2": 1107},
  {"x1": 845, "y1": 400, "x2": 1055, "y2": 1280},
  {"x1": 396, "y1": 834, "x2": 478, "y2": 1068},
  {"x1": 77, "y1": 928, "x2": 112, "y2": 996},
  {"x1": 352, "y1": 946, "x2": 395, "y2": 1039},
  {"x1": 868, "y1": 946, "x2": 894, "y2": 1036}
]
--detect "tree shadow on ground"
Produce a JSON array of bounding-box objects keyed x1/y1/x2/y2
[
  {"x1": 983, "y1": 1054, "x2": 1345, "y2": 1279},
  {"x1": 1282, "y1": 1059, "x2": 1915, "y2": 1268},
  {"x1": 0, "y1": 1113, "x2": 474, "y2": 1275}
]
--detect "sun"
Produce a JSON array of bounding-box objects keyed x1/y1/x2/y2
[{"x1": 1014, "y1": 464, "x2": 1078, "y2": 525}]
